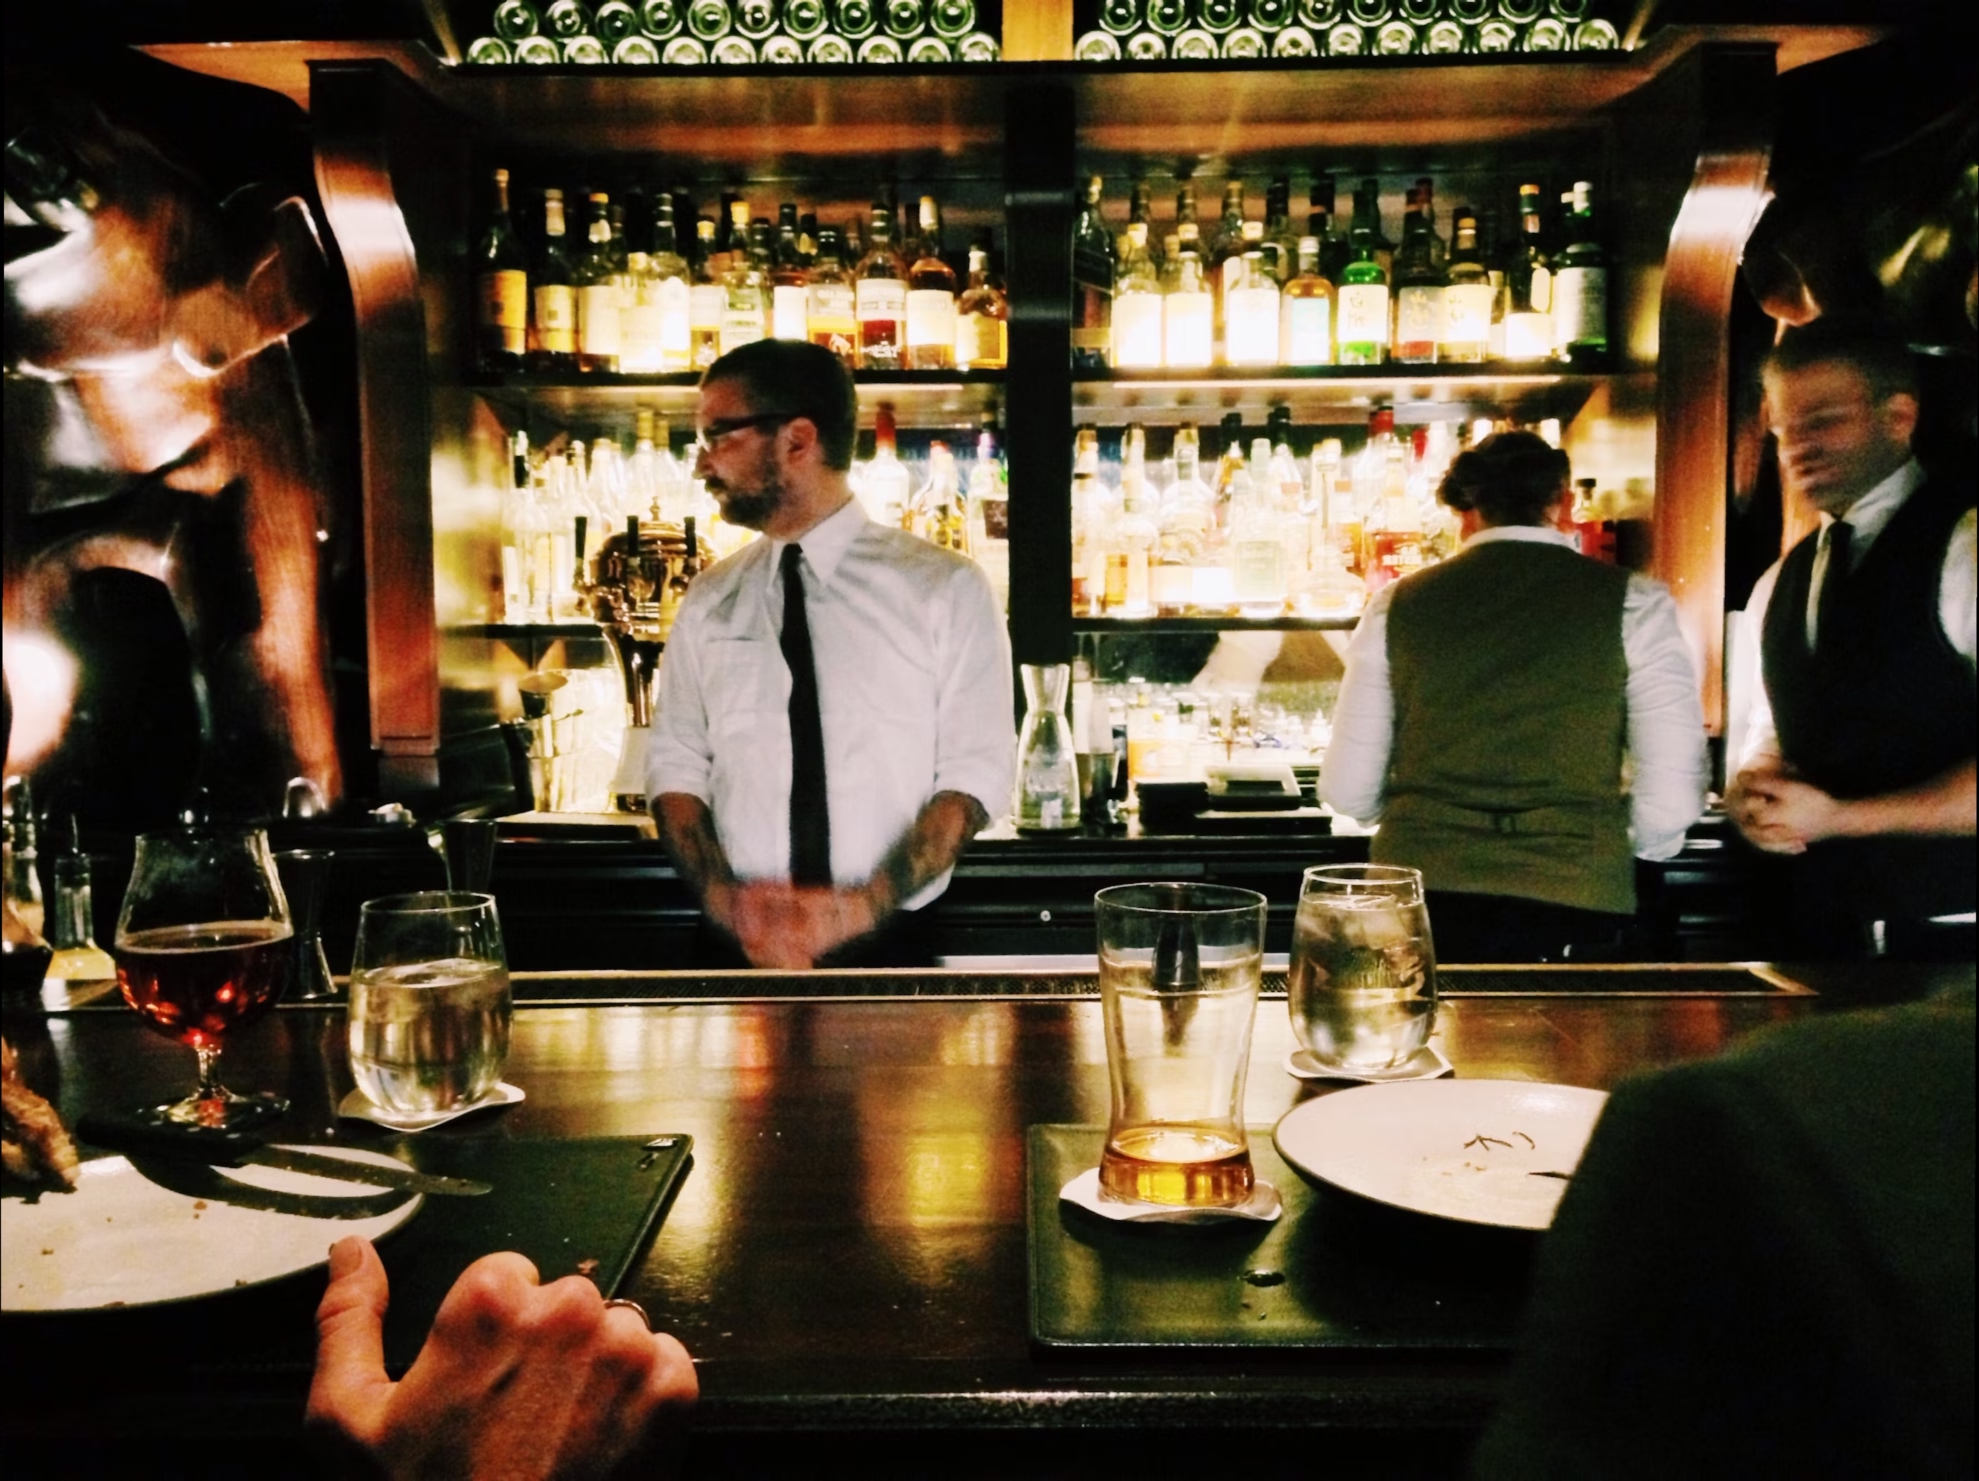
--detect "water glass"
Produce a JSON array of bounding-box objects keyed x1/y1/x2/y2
[
  {"x1": 348, "y1": 892, "x2": 511, "y2": 1116},
  {"x1": 1095, "y1": 882, "x2": 1267, "y2": 1207},
  {"x1": 1287, "y1": 864, "x2": 1437, "y2": 1071}
]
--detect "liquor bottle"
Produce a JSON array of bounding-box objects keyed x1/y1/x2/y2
[
  {"x1": 771, "y1": 203, "x2": 809, "y2": 341},
  {"x1": 1071, "y1": 175, "x2": 1114, "y2": 371},
  {"x1": 1075, "y1": 30, "x2": 1123, "y2": 59},
  {"x1": 835, "y1": 0, "x2": 880, "y2": 37},
  {"x1": 529, "y1": 187, "x2": 578, "y2": 371},
  {"x1": 496, "y1": 0, "x2": 543, "y2": 37},
  {"x1": 1481, "y1": 205, "x2": 1510, "y2": 359},
  {"x1": 955, "y1": 240, "x2": 1008, "y2": 370},
  {"x1": 1161, "y1": 220, "x2": 1214, "y2": 369},
  {"x1": 596, "y1": 0, "x2": 641, "y2": 39},
  {"x1": 1172, "y1": 26, "x2": 1218, "y2": 57},
  {"x1": 1146, "y1": 0, "x2": 1189, "y2": 33},
  {"x1": 1199, "y1": 0, "x2": 1242, "y2": 31},
  {"x1": 622, "y1": 192, "x2": 691, "y2": 372},
  {"x1": 967, "y1": 427, "x2": 1010, "y2": 610},
  {"x1": 855, "y1": 201, "x2": 907, "y2": 369},
  {"x1": 1336, "y1": 181, "x2": 1389, "y2": 365},
  {"x1": 1267, "y1": 405, "x2": 1305, "y2": 506},
  {"x1": 544, "y1": 0, "x2": 594, "y2": 34},
  {"x1": 689, "y1": 217, "x2": 725, "y2": 368},
  {"x1": 1111, "y1": 222, "x2": 1163, "y2": 370},
  {"x1": 904, "y1": 196, "x2": 958, "y2": 370},
  {"x1": 1099, "y1": 0, "x2": 1141, "y2": 32},
  {"x1": 686, "y1": 0, "x2": 732, "y2": 37},
  {"x1": 1069, "y1": 427, "x2": 1107, "y2": 614},
  {"x1": 1230, "y1": 437, "x2": 1288, "y2": 617},
  {"x1": 733, "y1": 0, "x2": 776, "y2": 34},
  {"x1": 1390, "y1": 186, "x2": 1445, "y2": 364},
  {"x1": 1417, "y1": 175, "x2": 1446, "y2": 266},
  {"x1": 640, "y1": 0, "x2": 684, "y2": 34},
  {"x1": 574, "y1": 192, "x2": 623, "y2": 373},
  {"x1": 1224, "y1": 241, "x2": 1280, "y2": 368},
  {"x1": 1310, "y1": 173, "x2": 1350, "y2": 285},
  {"x1": 883, "y1": 0, "x2": 926, "y2": 37},
  {"x1": 1551, "y1": 179, "x2": 1608, "y2": 368},
  {"x1": 720, "y1": 220, "x2": 771, "y2": 355},
  {"x1": 1208, "y1": 179, "x2": 1248, "y2": 350},
  {"x1": 906, "y1": 34, "x2": 952, "y2": 60},
  {"x1": 475, "y1": 168, "x2": 529, "y2": 374},
  {"x1": 781, "y1": 0, "x2": 828, "y2": 35},
  {"x1": 863, "y1": 406, "x2": 912, "y2": 526},
  {"x1": 1280, "y1": 235, "x2": 1334, "y2": 366},
  {"x1": 1272, "y1": 24, "x2": 1319, "y2": 54},
  {"x1": 1502, "y1": 182, "x2": 1553, "y2": 361},
  {"x1": 1261, "y1": 176, "x2": 1297, "y2": 285},
  {"x1": 1108, "y1": 425, "x2": 1157, "y2": 616},
  {"x1": 805, "y1": 226, "x2": 859, "y2": 364},
  {"x1": 1156, "y1": 423, "x2": 1215, "y2": 614},
  {"x1": 1223, "y1": 26, "x2": 1268, "y2": 56},
  {"x1": 929, "y1": 0, "x2": 975, "y2": 36},
  {"x1": 1252, "y1": 0, "x2": 1293, "y2": 28},
  {"x1": 1439, "y1": 206, "x2": 1491, "y2": 364}
]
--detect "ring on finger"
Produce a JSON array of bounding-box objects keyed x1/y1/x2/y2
[{"x1": 602, "y1": 1297, "x2": 651, "y2": 1330}]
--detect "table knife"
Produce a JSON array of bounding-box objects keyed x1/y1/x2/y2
[{"x1": 77, "y1": 1111, "x2": 492, "y2": 1197}]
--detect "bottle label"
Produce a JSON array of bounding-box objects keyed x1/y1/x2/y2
[
  {"x1": 1394, "y1": 285, "x2": 1443, "y2": 356},
  {"x1": 955, "y1": 311, "x2": 1006, "y2": 369},
  {"x1": 1282, "y1": 296, "x2": 1331, "y2": 365},
  {"x1": 719, "y1": 306, "x2": 765, "y2": 353},
  {"x1": 1529, "y1": 264, "x2": 1552, "y2": 314},
  {"x1": 1111, "y1": 291, "x2": 1164, "y2": 368},
  {"x1": 1552, "y1": 266, "x2": 1606, "y2": 349},
  {"x1": 479, "y1": 270, "x2": 528, "y2": 351},
  {"x1": 578, "y1": 283, "x2": 623, "y2": 357},
  {"x1": 906, "y1": 288, "x2": 957, "y2": 348},
  {"x1": 772, "y1": 284, "x2": 810, "y2": 340},
  {"x1": 658, "y1": 278, "x2": 692, "y2": 357},
  {"x1": 533, "y1": 283, "x2": 577, "y2": 353},
  {"x1": 1337, "y1": 283, "x2": 1389, "y2": 349},
  {"x1": 622, "y1": 303, "x2": 668, "y2": 370},
  {"x1": 807, "y1": 282, "x2": 855, "y2": 326},
  {"x1": 689, "y1": 282, "x2": 726, "y2": 329},
  {"x1": 1442, "y1": 283, "x2": 1493, "y2": 351},
  {"x1": 1225, "y1": 287, "x2": 1280, "y2": 365},
  {"x1": 1163, "y1": 293, "x2": 1214, "y2": 367},
  {"x1": 857, "y1": 279, "x2": 907, "y2": 320}
]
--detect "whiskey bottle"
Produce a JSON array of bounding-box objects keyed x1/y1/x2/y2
[
  {"x1": 1111, "y1": 222, "x2": 1164, "y2": 370},
  {"x1": 1107, "y1": 425, "x2": 1157, "y2": 616},
  {"x1": 863, "y1": 406, "x2": 913, "y2": 525},
  {"x1": 496, "y1": 0, "x2": 543, "y2": 37},
  {"x1": 639, "y1": 0, "x2": 684, "y2": 35},
  {"x1": 954, "y1": 240, "x2": 1009, "y2": 370},
  {"x1": 475, "y1": 168, "x2": 529, "y2": 374},
  {"x1": 805, "y1": 226, "x2": 859, "y2": 364},
  {"x1": 771, "y1": 203, "x2": 810, "y2": 341},
  {"x1": 1162, "y1": 220, "x2": 1214, "y2": 369},
  {"x1": 1069, "y1": 427, "x2": 1107, "y2": 614},
  {"x1": 575, "y1": 191, "x2": 624, "y2": 373},
  {"x1": 719, "y1": 219, "x2": 770, "y2": 355},
  {"x1": 783, "y1": 0, "x2": 829, "y2": 36},
  {"x1": 1439, "y1": 206, "x2": 1491, "y2": 364},
  {"x1": 929, "y1": 0, "x2": 976, "y2": 37},
  {"x1": 1310, "y1": 173, "x2": 1350, "y2": 285},
  {"x1": 856, "y1": 202, "x2": 907, "y2": 369},
  {"x1": 688, "y1": 217, "x2": 725, "y2": 368},
  {"x1": 623, "y1": 191, "x2": 691, "y2": 372},
  {"x1": 834, "y1": 0, "x2": 880, "y2": 38},
  {"x1": 1071, "y1": 175, "x2": 1114, "y2": 371},
  {"x1": 1224, "y1": 240, "x2": 1281, "y2": 368},
  {"x1": 1550, "y1": 180, "x2": 1608, "y2": 368},
  {"x1": 1390, "y1": 185, "x2": 1445, "y2": 364},
  {"x1": 529, "y1": 187, "x2": 578, "y2": 372},
  {"x1": 904, "y1": 196, "x2": 958, "y2": 370},
  {"x1": 1335, "y1": 182, "x2": 1389, "y2": 365},
  {"x1": 1502, "y1": 182, "x2": 1553, "y2": 361},
  {"x1": 1280, "y1": 235, "x2": 1334, "y2": 366},
  {"x1": 544, "y1": 0, "x2": 594, "y2": 35},
  {"x1": 1261, "y1": 176, "x2": 1298, "y2": 284}
]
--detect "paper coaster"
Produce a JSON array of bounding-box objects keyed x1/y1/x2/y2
[
  {"x1": 338, "y1": 1081, "x2": 526, "y2": 1133},
  {"x1": 1059, "y1": 1168, "x2": 1284, "y2": 1225},
  {"x1": 1283, "y1": 1042, "x2": 1454, "y2": 1084}
]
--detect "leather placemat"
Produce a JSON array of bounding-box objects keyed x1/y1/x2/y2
[{"x1": 1029, "y1": 1124, "x2": 1532, "y2": 1353}]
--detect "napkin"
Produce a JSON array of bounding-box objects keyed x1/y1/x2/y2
[
  {"x1": 1059, "y1": 1167, "x2": 1283, "y2": 1225},
  {"x1": 338, "y1": 1081, "x2": 526, "y2": 1133},
  {"x1": 1283, "y1": 1042, "x2": 1454, "y2": 1083}
]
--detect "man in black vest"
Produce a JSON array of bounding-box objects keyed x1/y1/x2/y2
[{"x1": 1729, "y1": 319, "x2": 1976, "y2": 959}]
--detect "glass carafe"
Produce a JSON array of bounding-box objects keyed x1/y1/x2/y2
[{"x1": 1014, "y1": 663, "x2": 1082, "y2": 833}]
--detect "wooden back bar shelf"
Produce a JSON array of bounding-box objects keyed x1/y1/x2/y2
[{"x1": 144, "y1": 24, "x2": 1885, "y2": 811}]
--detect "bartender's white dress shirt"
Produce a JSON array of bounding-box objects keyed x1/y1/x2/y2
[
  {"x1": 1321, "y1": 525, "x2": 1708, "y2": 861},
  {"x1": 1738, "y1": 459, "x2": 1978, "y2": 767},
  {"x1": 649, "y1": 496, "x2": 1015, "y2": 910}
]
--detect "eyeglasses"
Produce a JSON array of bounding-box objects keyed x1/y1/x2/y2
[{"x1": 693, "y1": 412, "x2": 793, "y2": 455}]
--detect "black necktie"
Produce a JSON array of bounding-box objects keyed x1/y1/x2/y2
[
  {"x1": 1815, "y1": 520, "x2": 1851, "y2": 652},
  {"x1": 780, "y1": 544, "x2": 831, "y2": 886}
]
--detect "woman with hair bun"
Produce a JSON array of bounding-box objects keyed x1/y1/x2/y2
[{"x1": 1320, "y1": 431, "x2": 1708, "y2": 961}]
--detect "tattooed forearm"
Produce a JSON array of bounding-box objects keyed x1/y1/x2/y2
[
  {"x1": 866, "y1": 791, "x2": 989, "y2": 920},
  {"x1": 654, "y1": 793, "x2": 739, "y2": 922}
]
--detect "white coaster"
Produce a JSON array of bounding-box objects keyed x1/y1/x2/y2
[
  {"x1": 337, "y1": 1081, "x2": 526, "y2": 1133},
  {"x1": 1059, "y1": 1168, "x2": 1283, "y2": 1225},
  {"x1": 1284, "y1": 1042, "x2": 1454, "y2": 1084}
]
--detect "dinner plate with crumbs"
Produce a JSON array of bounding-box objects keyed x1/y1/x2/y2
[
  {"x1": 3, "y1": 1146, "x2": 421, "y2": 1311},
  {"x1": 1274, "y1": 1079, "x2": 1610, "y2": 1231}
]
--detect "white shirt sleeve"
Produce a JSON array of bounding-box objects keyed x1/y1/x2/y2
[
  {"x1": 1318, "y1": 584, "x2": 1398, "y2": 825},
  {"x1": 646, "y1": 592, "x2": 713, "y2": 804},
  {"x1": 1943, "y1": 507, "x2": 1977, "y2": 671},
  {"x1": 929, "y1": 558, "x2": 1017, "y2": 827},
  {"x1": 1620, "y1": 573, "x2": 1709, "y2": 861},
  {"x1": 1738, "y1": 560, "x2": 1786, "y2": 769}
]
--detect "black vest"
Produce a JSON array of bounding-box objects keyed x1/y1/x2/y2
[{"x1": 1760, "y1": 475, "x2": 1977, "y2": 920}]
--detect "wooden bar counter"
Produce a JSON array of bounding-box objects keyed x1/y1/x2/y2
[{"x1": 2, "y1": 964, "x2": 1962, "y2": 1475}]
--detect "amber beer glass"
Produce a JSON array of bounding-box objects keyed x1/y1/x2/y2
[
  {"x1": 114, "y1": 828, "x2": 294, "y2": 1126},
  {"x1": 1095, "y1": 883, "x2": 1267, "y2": 1206}
]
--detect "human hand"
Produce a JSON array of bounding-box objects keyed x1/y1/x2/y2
[
  {"x1": 308, "y1": 1237, "x2": 697, "y2": 1481},
  {"x1": 1727, "y1": 766, "x2": 1848, "y2": 854},
  {"x1": 730, "y1": 882, "x2": 879, "y2": 968}
]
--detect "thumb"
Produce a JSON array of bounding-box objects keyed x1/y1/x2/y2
[{"x1": 308, "y1": 1236, "x2": 394, "y2": 1438}]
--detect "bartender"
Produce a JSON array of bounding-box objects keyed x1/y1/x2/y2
[
  {"x1": 1321, "y1": 432, "x2": 1707, "y2": 961},
  {"x1": 648, "y1": 341, "x2": 1014, "y2": 969}
]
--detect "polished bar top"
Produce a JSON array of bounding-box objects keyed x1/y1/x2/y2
[{"x1": 2, "y1": 964, "x2": 1960, "y2": 1464}]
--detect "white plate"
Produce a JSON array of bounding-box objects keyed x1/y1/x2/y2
[
  {"x1": 2, "y1": 1146, "x2": 422, "y2": 1311},
  {"x1": 1273, "y1": 1079, "x2": 1610, "y2": 1230},
  {"x1": 338, "y1": 1081, "x2": 525, "y2": 1133}
]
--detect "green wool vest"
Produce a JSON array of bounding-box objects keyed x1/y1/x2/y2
[{"x1": 1376, "y1": 538, "x2": 1636, "y2": 915}]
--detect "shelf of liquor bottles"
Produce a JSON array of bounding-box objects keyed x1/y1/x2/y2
[{"x1": 1072, "y1": 366, "x2": 1604, "y2": 427}]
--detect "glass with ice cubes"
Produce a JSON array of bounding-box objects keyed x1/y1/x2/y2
[{"x1": 1286, "y1": 864, "x2": 1437, "y2": 1071}]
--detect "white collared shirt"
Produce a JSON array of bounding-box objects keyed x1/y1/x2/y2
[
  {"x1": 1320, "y1": 525, "x2": 1709, "y2": 861},
  {"x1": 1740, "y1": 459, "x2": 1978, "y2": 766},
  {"x1": 649, "y1": 497, "x2": 1015, "y2": 908}
]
